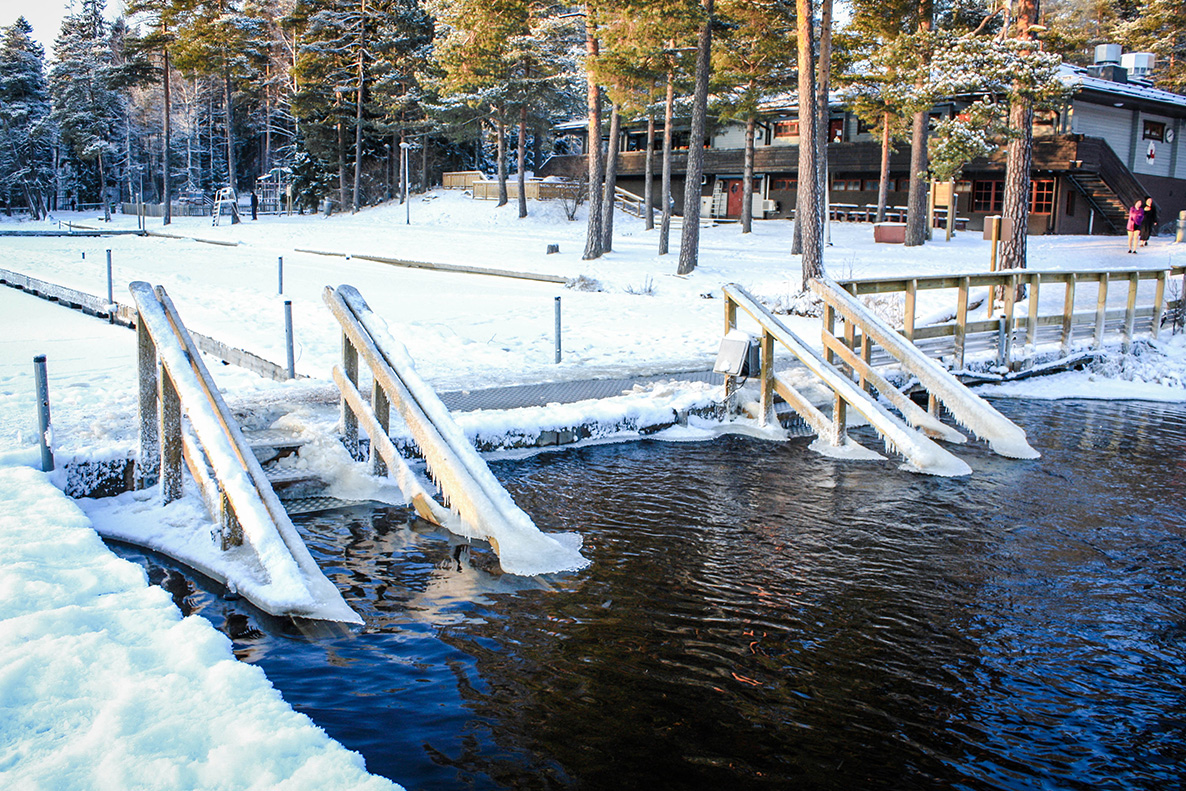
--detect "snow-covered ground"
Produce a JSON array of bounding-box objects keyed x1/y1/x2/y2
[{"x1": 2, "y1": 191, "x2": 1185, "y2": 788}]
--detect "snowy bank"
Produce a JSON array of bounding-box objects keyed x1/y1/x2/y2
[{"x1": 0, "y1": 466, "x2": 399, "y2": 791}]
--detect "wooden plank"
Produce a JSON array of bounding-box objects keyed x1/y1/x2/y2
[
  {"x1": 1026, "y1": 272, "x2": 1040, "y2": 348},
  {"x1": 1151, "y1": 271, "x2": 1166, "y2": 340},
  {"x1": 295, "y1": 248, "x2": 568, "y2": 285},
  {"x1": 904, "y1": 279, "x2": 917, "y2": 341},
  {"x1": 954, "y1": 276, "x2": 970, "y2": 369},
  {"x1": 1001, "y1": 272, "x2": 1017, "y2": 367},
  {"x1": 759, "y1": 331, "x2": 774, "y2": 427},
  {"x1": 773, "y1": 373, "x2": 834, "y2": 439},
  {"x1": 341, "y1": 333, "x2": 359, "y2": 458},
  {"x1": 1123, "y1": 271, "x2": 1138, "y2": 351},
  {"x1": 1094, "y1": 273, "x2": 1109, "y2": 348},
  {"x1": 136, "y1": 318, "x2": 159, "y2": 490},
  {"x1": 372, "y1": 379, "x2": 390, "y2": 478},
  {"x1": 1061, "y1": 274, "x2": 1076, "y2": 354},
  {"x1": 159, "y1": 367, "x2": 182, "y2": 504}
]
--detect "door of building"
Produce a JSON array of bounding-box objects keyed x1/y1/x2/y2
[{"x1": 723, "y1": 179, "x2": 744, "y2": 217}]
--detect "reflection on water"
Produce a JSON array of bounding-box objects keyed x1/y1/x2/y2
[{"x1": 109, "y1": 399, "x2": 1186, "y2": 790}]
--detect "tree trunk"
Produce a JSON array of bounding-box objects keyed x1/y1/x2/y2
[
  {"x1": 398, "y1": 131, "x2": 405, "y2": 203},
  {"x1": 1001, "y1": 97, "x2": 1033, "y2": 270},
  {"x1": 742, "y1": 115, "x2": 755, "y2": 234},
  {"x1": 352, "y1": 39, "x2": 364, "y2": 213},
  {"x1": 1001, "y1": 0, "x2": 1038, "y2": 271},
  {"x1": 876, "y1": 112, "x2": 890, "y2": 223},
  {"x1": 816, "y1": 0, "x2": 833, "y2": 240},
  {"x1": 421, "y1": 138, "x2": 428, "y2": 192},
  {"x1": 337, "y1": 95, "x2": 347, "y2": 209},
  {"x1": 163, "y1": 45, "x2": 172, "y2": 225},
  {"x1": 602, "y1": 102, "x2": 620, "y2": 251},
  {"x1": 904, "y1": 109, "x2": 928, "y2": 245},
  {"x1": 658, "y1": 71, "x2": 674, "y2": 255},
  {"x1": 517, "y1": 104, "x2": 528, "y2": 218},
  {"x1": 583, "y1": 23, "x2": 604, "y2": 260},
  {"x1": 99, "y1": 152, "x2": 110, "y2": 222},
  {"x1": 496, "y1": 111, "x2": 508, "y2": 207},
  {"x1": 677, "y1": 0, "x2": 713, "y2": 276},
  {"x1": 644, "y1": 111, "x2": 655, "y2": 231},
  {"x1": 795, "y1": 0, "x2": 821, "y2": 282},
  {"x1": 904, "y1": 0, "x2": 932, "y2": 246}
]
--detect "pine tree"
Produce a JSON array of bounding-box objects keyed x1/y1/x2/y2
[
  {"x1": 51, "y1": 0, "x2": 124, "y2": 221},
  {"x1": 675, "y1": 0, "x2": 714, "y2": 275},
  {"x1": 0, "y1": 17, "x2": 54, "y2": 219}
]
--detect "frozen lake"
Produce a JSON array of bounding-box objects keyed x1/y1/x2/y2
[{"x1": 107, "y1": 397, "x2": 1186, "y2": 790}]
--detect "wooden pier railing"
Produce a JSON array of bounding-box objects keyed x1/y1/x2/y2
[{"x1": 837, "y1": 265, "x2": 1184, "y2": 370}]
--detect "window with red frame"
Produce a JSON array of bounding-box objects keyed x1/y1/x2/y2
[
  {"x1": 1030, "y1": 179, "x2": 1055, "y2": 214},
  {"x1": 774, "y1": 120, "x2": 799, "y2": 138},
  {"x1": 973, "y1": 180, "x2": 1002, "y2": 212}
]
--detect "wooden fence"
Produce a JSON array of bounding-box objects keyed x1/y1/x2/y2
[
  {"x1": 471, "y1": 178, "x2": 581, "y2": 201},
  {"x1": 838, "y1": 265, "x2": 1185, "y2": 370},
  {"x1": 442, "y1": 171, "x2": 485, "y2": 190}
]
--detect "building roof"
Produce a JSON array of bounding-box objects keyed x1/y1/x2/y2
[{"x1": 1060, "y1": 63, "x2": 1186, "y2": 113}]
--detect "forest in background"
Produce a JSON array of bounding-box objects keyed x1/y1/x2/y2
[{"x1": 0, "y1": 0, "x2": 1181, "y2": 272}]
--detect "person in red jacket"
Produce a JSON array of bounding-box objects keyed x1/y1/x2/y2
[{"x1": 1127, "y1": 199, "x2": 1144, "y2": 253}]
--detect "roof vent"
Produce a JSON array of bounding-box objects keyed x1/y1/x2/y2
[
  {"x1": 1094, "y1": 44, "x2": 1122, "y2": 65},
  {"x1": 1121, "y1": 52, "x2": 1155, "y2": 79}
]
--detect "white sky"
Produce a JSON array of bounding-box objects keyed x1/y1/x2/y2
[{"x1": 0, "y1": 0, "x2": 124, "y2": 54}]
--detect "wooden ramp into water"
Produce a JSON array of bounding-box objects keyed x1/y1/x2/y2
[
  {"x1": 120, "y1": 282, "x2": 361, "y2": 624},
  {"x1": 722, "y1": 281, "x2": 1039, "y2": 477},
  {"x1": 324, "y1": 285, "x2": 588, "y2": 577}
]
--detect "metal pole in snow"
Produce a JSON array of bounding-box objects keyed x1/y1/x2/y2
[
  {"x1": 278, "y1": 256, "x2": 284, "y2": 295},
  {"x1": 554, "y1": 297, "x2": 562, "y2": 364},
  {"x1": 284, "y1": 300, "x2": 296, "y2": 380},
  {"x1": 33, "y1": 355, "x2": 53, "y2": 472}
]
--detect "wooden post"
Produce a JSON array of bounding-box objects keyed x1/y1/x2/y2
[
  {"x1": 824, "y1": 303, "x2": 836, "y2": 365},
  {"x1": 988, "y1": 215, "x2": 1001, "y2": 273},
  {"x1": 136, "y1": 316, "x2": 159, "y2": 489},
  {"x1": 159, "y1": 366, "x2": 182, "y2": 504},
  {"x1": 1151, "y1": 271, "x2": 1166, "y2": 339},
  {"x1": 954, "y1": 276, "x2": 970, "y2": 369},
  {"x1": 1002, "y1": 272, "x2": 1017, "y2": 368},
  {"x1": 832, "y1": 395, "x2": 847, "y2": 445},
  {"x1": 928, "y1": 392, "x2": 939, "y2": 417},
  {"x1": 1094, "y1": 273, "x2": 1109, "y2": 348},
  {"x1": 860, "y1": 331, "x2": 873, "y2": 393},
  {"x1": 945, "y1": 182, "x2": 956, "y2": 242},
  {"x1": 759, "y1": 331, "x2": 774, "y2": 427},
  {"x1": 904, "y1": 279, "x2": 917, "y2": 341},
  {"x1": 1025, "y1": 272, "x2": 1040, "y2": 349},
  {"x1": 1122, "y1": 271, "x2": 1138, "y2": 351},
  {"x1": 342, "y1": 332, "x2": 359, "y2": 458},
  {"x1": 372, "y1": 379, "x2": 390, "y2": 477},
  {"x1": 724, "y1": 295, "x2": 738, "y2": 410},
  {"x1": 1060, "y1": 274, "x2": 1076, "y2": 355},
  {"x1": 843, "y1": 314, "x2": 856, "y2": 379}
]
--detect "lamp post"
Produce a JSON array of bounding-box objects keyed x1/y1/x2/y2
[{"x1": 400, "y1": 141, "x2": 411, "y2": 225}]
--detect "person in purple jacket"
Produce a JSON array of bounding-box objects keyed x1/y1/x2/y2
[{"x1": 1127, "y1": 199, "x2": 1144, "y2": 253}]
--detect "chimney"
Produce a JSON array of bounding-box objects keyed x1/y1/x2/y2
[
  {"x1": 1087, "y1": 44, "x2": 1127, "y2": 83},
  {"x1": 1121, "y1": 52, "x2": 1155, "y2": 84}
]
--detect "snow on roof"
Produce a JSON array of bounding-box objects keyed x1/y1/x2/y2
[{"x1": 1060, "y1": 63, "x2": 1186, "y2": 111}]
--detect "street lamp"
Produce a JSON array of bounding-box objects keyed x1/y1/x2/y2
[{"x1": 400, "y1": 141, "x2": 411, "y2": 225}]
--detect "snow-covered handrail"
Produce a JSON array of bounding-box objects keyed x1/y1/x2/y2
[
  {"x1": 811, "y1": 277, "x2": 1039, "y2": 460},
  {"x1": 324, "y1": 285, "x2": 589, "y2": 576},
  {"x1": 723, "y1": 284, "x2": 973, "y2": 477},
  {"x1": 128, "y1": 281, "x2": 361, "y2": 624}
]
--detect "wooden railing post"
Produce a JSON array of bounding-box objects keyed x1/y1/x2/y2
[
  {"x1": 724, "y1": 294, "x2": 739, "y2": 412},
  {"x1": 832, "y1": 396, "x2": 847, "y2": 445},
  {"x1": 159, "y1": 366, "x2": 182, "y2": 504},
  {"x1": 1123, "y1": 271, "x2": 1138, "y2": 351},
  {"x1": 759, "y1": 330, "x2": 774, "y2": 427},
  {"x1": 1002, "y1": 272, "x2": 1017, "y2": 369},
  {"x1": 1151, "y1": 270, "x2": 1166, "y2": 339},
  {"x1": 954, "y1": 276, "x2": 970, "y2": 369},
  {"x1": 1025, "y1": 272, "x2": 1041, "y2": 349},
  {"x1": 1061, "y1": 274, "x2": 1077, "y2": 354},
  {"x1": 1094, "y1": 273, "x2": 1109, "y2": 348},
  {"x1": 372, "y1": 380, "x2": 390, "y2": 477},
  {"x1": 824, "y1": 303, "x2": 837, "y2": 366},
  {"x1": 136, "y1": 316, "x2": 159, "y2": 489},
  {"x1": 904, "y1": 279, "x2": 917, "y2": 341},
  {"x1": 342, "y1": 332, "x2": 360, "y2": 459}
]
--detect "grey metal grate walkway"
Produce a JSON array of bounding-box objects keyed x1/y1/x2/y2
[{"x1": 438, "y1": 370, "x2": 723, "y2": 412}]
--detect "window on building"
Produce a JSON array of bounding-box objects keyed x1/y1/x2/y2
[
  {"x1": 1143, "y1": 120, "x2": 1166, "y2": 142},
  {"x1": 973, "y1": 180, "x2": 1003, "y2": 213},
  {"x1": 955, "y1": 180, "x2": 972, "y2": 193},
  {"x1": 895, "y1": 177, "x2": 911, "y2": 191},
  {"x1": 774, "y1": 120, "x2": 799, "y2": 138},
  {"x1": 862, "y1": 179, "x2": 880, "y2": 191},
  {"x1": 1030, "y1": 179, "x2": 1055, "y2": 214},
  {"x1": 772, "y1": 178, "x2": 797, "y2": 191},
  {"x1": 1065, "y1": 190, "x2": 1076, "y2": 217}
]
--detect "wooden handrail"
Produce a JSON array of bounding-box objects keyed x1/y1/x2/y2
[
  {"x1": 129, "y1": 281, "x2": 360, "y2": 623},
  {"x1": 722, "y1": 284, "x2": 973, "y2": 476}
]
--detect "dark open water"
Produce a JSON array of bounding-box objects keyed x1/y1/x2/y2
[{"x1": 113, "y1": 398, "x2": 1186, "y2": 790}]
